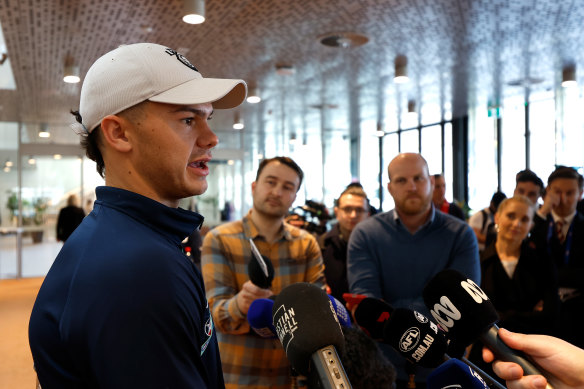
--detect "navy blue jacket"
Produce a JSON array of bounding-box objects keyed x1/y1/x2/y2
[{"x1": 29, "y1": 186, "x2": 224, "y2": 388}]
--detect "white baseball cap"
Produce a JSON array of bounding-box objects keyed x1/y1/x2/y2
[{"x1": 79, "y1": 42, "x2": 247, "y2": 133}]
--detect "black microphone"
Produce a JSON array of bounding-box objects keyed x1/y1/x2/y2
[
  {"x1": 352, "y1": 297, "x2": 394, "y2": 340},
  {"x1": 382, "y1": 308, "x2": 448, "y2": 368},
  {"x1": 248, "y1": 239, "x2": 274, "y2": 288},
  {"x1": 427, "y1": 358, "x2": 489, "y2": 389},
  {"x1": 272, "y1": 282, "x2": 352, "y2": 388},
  {"x1": 422, "y1": 269, "x2": 553, "y2": 388},
  {"x1": 383, "y1": 308, "x2": 506, "y2": 389}
]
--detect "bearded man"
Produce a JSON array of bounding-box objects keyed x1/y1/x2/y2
[{"x1": 347, "y1": 152, "x2": 479, "y2": 389}]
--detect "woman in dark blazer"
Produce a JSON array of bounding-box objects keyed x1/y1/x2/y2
[{"x1": 469, "y1": 196, "x2": 559, "y2": 378}]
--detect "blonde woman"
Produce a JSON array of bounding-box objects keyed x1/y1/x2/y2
[
  {"x1": 469, "y1": 196, "x2": 559, "y2": 380},
  {"x1": 480, "y1": 195, "x2": 558, "y2": 334}
]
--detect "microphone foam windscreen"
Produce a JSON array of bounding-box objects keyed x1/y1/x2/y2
[
  {"x1": 353, "y1": 297, "x2": 394, "y2": 340},
  {"x1": 427, "y1": 358, "x2": 489, "y2": 389},
  {"x1": 247, "y1": 298, "x2": 277, "y2": 338},
  {"x1": 382, "y1": 308, "x2": 448, "y2": 368},
  {"x1": 272, "y1": 282, "x2": 345, "y2": 375},
  {"x1": 422, "y1": 269, "x2": 499, "y2": 348},
  {"x1": 328, "y1": 295, "x2": 352, "y2": 327},
  {"x1": 248, "y1": 253, "x2": 275, "y2": 289}
]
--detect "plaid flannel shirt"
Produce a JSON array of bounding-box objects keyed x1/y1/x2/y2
[{"x1": 201, "y1": 211, "x2": 325, "y2": 389}]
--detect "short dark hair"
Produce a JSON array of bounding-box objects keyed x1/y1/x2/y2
[
  {"x1": 72, "y1": 102, "x2": 148, "y2": 179},
  {"x1": 255, "y1": 156, "x2": 304, "y2": 191},
  {"x1": 548, "y1": 166, "x2": 584, "y2": 189},
  {"x1": 72, "y1": 110, "x2": 106, "y2": 178},
  {"x1": 335, "y1": 185, "x2": 368, "y2": 207},
  {"x1": 490, "y1": 191, "x2": 507, "y2": 209},
  {"x1": 516, "y1": 169, "x2": 544, "y2": 190}
]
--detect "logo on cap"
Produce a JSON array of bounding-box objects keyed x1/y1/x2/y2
[{"x1": 165, "y1": 48, "x2": 199, "y2": 72}]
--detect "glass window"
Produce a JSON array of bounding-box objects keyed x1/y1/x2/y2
[
  {"x1": 500, "y1": 95, "x2": 526, "y2": 196},
  {"x1": 558, "y1": 86, "x2": 584, "y2": 168},
  {"x1": 400, "y1": 129, "x2": 419, "y2": 153},
  {"x1": 421, "y1": 125, "x2": 442, "y2": 175},
  {"x1": 292, "y1": 135, "x2": 323, "y2": 207},
  {"x1": 322, "y1": 132, "x2": 351, "y2": 207},
  {"x1": 443, "y1": 123, "x2": 454, "y2": 203},
  {"x1": 360, "y1": 118, "x2": 381, "y2": 209},
  {"x1": 529, "y1": 91, "x2": 556, "y2": 183},
  {"x1": 467, "y1": 106, "x2": 498, "y2": 212},
  {"x1": 0, "y1": 122, "x2": 19, "y2": 278},
  {"x1": 380, "y1": 133, "x2": 399, "y2": 211},
  {"x1": 19, "y1": 155, "x2": 84, "y2": 277}
]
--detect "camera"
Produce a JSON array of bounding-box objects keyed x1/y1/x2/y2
[{"x1": 286, "y1": 200, "x2": 331, "y2": 235}]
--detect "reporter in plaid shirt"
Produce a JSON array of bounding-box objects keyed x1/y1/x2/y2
[{"x1": 201, "y1": 156, "x2": 325, "y2": 388}]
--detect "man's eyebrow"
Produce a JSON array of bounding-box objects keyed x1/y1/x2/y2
[
  {"x1": 264, "y1": 175, "x2": 297, "y2": 187},
  {"x1": 171, "y1": 106, "x2": 214, "y2": 117}
]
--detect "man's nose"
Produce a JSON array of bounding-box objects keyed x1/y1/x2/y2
[{"x1": 197, "y1": 121, "x2": 219, "y2": 149}]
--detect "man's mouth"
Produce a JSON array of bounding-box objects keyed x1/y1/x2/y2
[{"x1": 189, "y1": 160, "x2": 208, "y2": 169}]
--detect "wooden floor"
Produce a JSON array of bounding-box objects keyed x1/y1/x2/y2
[{"x1": 0, "y1": 277, "x2": 43, "y2": 389}]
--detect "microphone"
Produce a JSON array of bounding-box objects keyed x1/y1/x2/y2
[
  {"x1": 383, "y1": 308, "x2": 506, "y2": 389},
  {"x1": 247, "y1": 298, "x2": 277, "y2": 338},
  {"x1": 353, "y1": 297, "x2": 394, "y2": 340},
  {"x1": 422, "y1": 269, "x2": 553, "y2": 388},
  {"x1": 383, "y1": 308, "x2": 448, "y2": 368},
  {"x1": 248, "y1": 239, "x2": 274, "y2": 288},
  {"x1": 427, "y1": 359, "x2": 489, "y2": 389},
  {"x1": 272, "y1": 282, "x2": 352, "y2": 388},
  {"x1": 328, "y1": 295, "x2": 352, "y2": 328}
]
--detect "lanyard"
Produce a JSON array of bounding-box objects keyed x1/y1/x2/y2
[{"x1": 546, "y1": 218, "x2": 573, "y2": 265}]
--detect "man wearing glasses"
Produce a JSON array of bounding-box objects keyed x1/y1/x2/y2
[{"x1": 319, "y1": 184, "x2": 370, "y2": 304}]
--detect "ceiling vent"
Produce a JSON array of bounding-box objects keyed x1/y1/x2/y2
[
  {"x1": 318, "y1": 32, "x2": 369, "y2": 48},
  {"x1": 507, "y1": 77, "x2": 544, "y2": 87}
]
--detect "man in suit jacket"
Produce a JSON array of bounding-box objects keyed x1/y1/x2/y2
[
  {"x1": 56, "y1": 194, "x2": 86, "y2": 242},
  {"x1": 432, "y1": 173, "x2": 465, "y2": 220},
  {"x1": 530, "y1": 166, "x2": 584, "y2": 348}
]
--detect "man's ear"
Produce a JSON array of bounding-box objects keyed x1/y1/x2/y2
[{"x1": 100, "y1": 115, "x2": 132, "y2": 153}]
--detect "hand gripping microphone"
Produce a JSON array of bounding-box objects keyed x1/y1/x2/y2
[
  {"x1": 247, "y1": 298, "x2": 277, "y2": 338},
  {"x1": 427, "y1": 359, "x2": 489, "y2": 389},
  {"x1": 248, "y1": 239, "x2": 275, "y2": 288},
  {"x1": 383, "y1": 308, "x2": 506, "y2": 389},
  {"x1": 272, "y1": 282, "x2": 352, "y2": 389},
  {"x1": 422, "y1": 269, "x2": 554, "y2": 389},
  {"x1": 352, "y1": 297, "x2": 394, "y2": 340}
]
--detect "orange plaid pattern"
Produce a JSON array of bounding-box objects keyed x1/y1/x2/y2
[{"x1": 201, "y1": 211, "x2": 325, "y2": 388}]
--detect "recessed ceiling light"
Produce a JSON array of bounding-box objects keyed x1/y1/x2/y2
[
  {"x1": 275, "y1": 64, "x2": 295, "y2": 76},
  {"x1": 318, "y1": 32, "x2": 369, "y2": 48}
]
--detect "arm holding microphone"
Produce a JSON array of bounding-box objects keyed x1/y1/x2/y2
[
  {"x1": 201, "y1": 231, "x2": 273, "y2": 334},
  {"x1": 423, "y1": 269, "x2": 557, "y2": 388},
  {"x1": 236, "y1": 280, "x2": 274, "y2": 314},
  {"x1": 483, "y1": 329, "x2": 584, "y2": 389}
]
